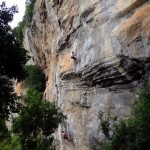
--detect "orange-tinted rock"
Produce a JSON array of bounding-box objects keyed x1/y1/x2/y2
[
  {"x1": 22, "y1": 0, "x2": 150, "y2": 149},
  {"x1": 113, "y1": 5, "x2": 150, "y2": 59},
  {"x1": 115, "y1": 5, "x2": 150, "y2": 41}
]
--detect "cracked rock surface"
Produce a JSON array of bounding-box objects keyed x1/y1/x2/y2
[{"x1": 23, "y1": 0, "x2": 150, "y2": 149}]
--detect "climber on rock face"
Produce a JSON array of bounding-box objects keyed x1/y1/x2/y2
[
  {"x1": 61, "y1": 130, "x2": 75, "y2": 147},
  {"x1": 71, "y1": 51, "x2": 78, "y2": 63},
  {"x1": 61, "y1": 131, "x2": 70, "y2": 140},
  {"x1": 61, "y1": 131, "x2": 72, "y2": 142}
]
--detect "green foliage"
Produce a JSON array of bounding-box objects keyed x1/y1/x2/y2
[
  {"x1": 100, "y1": 85, "x2": 150, "y2": 150},
  {"x1": 0, "y1": 120, "x2": 21, "y2": 150},
  {"x1": 25, "y1": 0, "x2": 36, "y2": 26},
  {"x1": 0, "y1": 118, "x2": 9, "y2": 141},
  {"x1": 0, "y1": 135, "x2": 22, "y2": 150},
  {"x1": 12, "y1": 21, "x2": 25, "y2": 44},
  {"x1": 109, "y1": 119, "x2": 137, "y2": 150},
  {"x1": 98, "y1": 111, "x2": 110, "y2": 139},
  {"x1": 0, "y1": 77, "x2": 22, "y2": 119},
  {"x1": 0, "y1": 3, "x2": 28, "y2": 149},
  {"x1": 0, "y1": 119, "x2": 21, "y2": 150},
  {"x1": 13, "y1": 89, "x2": 66, "y2": 150},
  {"x1": 12, "y1": 0, "x2": 36, "y2": 44},
  {"x1": 24, "y1": 88, "x2": 43, "y2": 105},
  {"x1": 133, "y1": 85, "x2": 150, "y2": 149},
  {"x1": 0, "y1": 2, "x2": 29, "y2": 80},
  {"x1": 0, "y1": 2, "x2": 29, "y2": 119},
  {"x1": 25, "y1": 65, "x2": 46, "y2": 92},
  {"x1": 100, "y1": 141, "x2": 112, "y2": 150}
]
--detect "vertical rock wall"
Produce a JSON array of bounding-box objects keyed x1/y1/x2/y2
[{"x1": 25, "y1": 0, "x2": 150, "y2": 149}]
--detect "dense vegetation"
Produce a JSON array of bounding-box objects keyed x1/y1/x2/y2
[
  {"x1": 0, "y1": 1, "x2": 65, "y2": 149},
  {"x1": 2, "y1": 0, "x2": 150, "y2": 149},
  {"x1": 25, "y1": 65, "x2": 46, "y2": 92},
  {"x1": 13, "y1": 88, "x2": 65, "y2": 150},
  {"x1": 25, "y1": 0, "x2": 36, "y2": 25},
  {"x1": 0, "y1": 2, "x2": 29, "y2": 149},
  {"x1": 0, "y1": 135, "x2": 22, "y2": 150},
  {"x1": 0, "y1": 108, "x2": 22, "y2": 150},
  {"x1": 0, "y1": 63, "x2": 65, "y2": 150},
  {"x1": 11, "y1": 65, "x2": 65, "y2": 150},
  {"x1": 12, "y1": 0, "x2": 36, "y2": 44},
  {"x1": 97, "y1": 85, "x2": 150, "y2": 150},
  {"x1": 0, "y1": 1, "x2": 29, "y2": 120}
]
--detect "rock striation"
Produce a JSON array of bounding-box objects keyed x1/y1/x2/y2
[{"x1": 24, "y1": 0, "x2": 150, "y2": 149}]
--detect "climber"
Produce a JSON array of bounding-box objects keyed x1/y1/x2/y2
[
  {"x1": 70, "y1": 51, "x2": 78, "y2": 63},
  {"x1": 61, "y1": 131, "x2": 72, "y2": 142},
  {"x1": 61, "y1": 130, "x2": 75, "y2": 147}
]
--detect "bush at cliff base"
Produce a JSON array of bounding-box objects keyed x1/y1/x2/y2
[
  {"x1": 100, "y1": 85, "x2": 150, "y2": 150},
  {"x1": 13, "y1": 88, "x2": 66, "y2": 150},
  {"x1": 25, "y1": 65, "x2": 46, "y2": 92},
  {"x1": 0, "y1": 135, "x2": 22, "y2": 150}
]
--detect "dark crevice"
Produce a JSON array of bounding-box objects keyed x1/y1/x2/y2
[{"x1": 81, "y1": 56, "x2": 149, "y2": 88}]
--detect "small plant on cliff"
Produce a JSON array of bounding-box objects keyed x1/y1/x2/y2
[
  {"x1": 25, "y1": 0, "x2": 36, "y2": 25},
  {"x1": 95, "y1": 85, "x2": 150, "y2": 150},
  {"x1": 12, "y1": 20, "x2": 26, "y2": 45},
  {"x1": 12, "y1": 0, "x2": 36, "y2": 44},
  {"x1": 98, "y1": 111, "x2": 111, "y2": 139},
  {"x1": 13, "y1": 88, "x2": 66, "y2": 150},
  {"x1": 25, "y1": 65, "x2": 46, "y2": 92}
]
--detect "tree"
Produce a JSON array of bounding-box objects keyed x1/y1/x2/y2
[
  {"x1": 12, "y1": 0, "x2": 36, "y2": 44},
  {"x1": 99, "y1": 85, "x2": 150, "y2": 150},
  {"x1": 13, "y1": 89, "x2": 66, "y2": 150},
  {"x1": 0, "y1": 2, "x2": 29, "y2": 80},
  {"x1": 133, "y1": 85, "x2": 150, "y2": 149},
  {"x1": 0, "y1": 135, "x2": 22, "y2": 150},
  {"x1": 0, "y1": 2, "x2": 29, "y2": 119},
  {"x1": 25, "y1": 65, "x2": 46, "y2": 92},
  {"x1": 12, "y1": 21, "x2": 25, "y2": 45},
  {"x1": 0, "y1": 117, "x2": 22, "y2": 150},
  {"x1": 0, "y1": 118, "x2": 9, "y2": 141},
  {"x1": 25, "y1": 0, "x2": 36, "y2": 25}
]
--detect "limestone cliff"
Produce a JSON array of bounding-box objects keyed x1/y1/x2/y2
[{"x1": 24, "y1": 0, "x2": 150, "y2": 149}]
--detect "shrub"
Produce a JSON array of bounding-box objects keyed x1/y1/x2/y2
[
  {"x1": 0, "y1": 1, "x2": 29, "y2": 120},
  {"x1": 12, "y1": 0, "x2": 36, "y2": 44},
  {"x1": 133, "y1": 85, "x2": 150, "y2": 149},
  {"x1": 0, "y1": 135, "x2": 22, "y2": 150},
  {"x1": 0, "y1": 118, "x2": 9, "y2": 141},
  {"x1": 98, "y1": 85, "x2": 150, "y2": 150},
  {"x1": 25, "y1": 0, "x2": 36, "y2": 26},
  {"x1": 25, "y1": 65, "x2": 46, "y2": 92},
  {"x1": 13, "y1": 89, "x2": 65, "y2": 150},
  {"x1": 98, "y1": 111, "x2": 110, "y2": 139},
  {"x1": 12, "y1": 21, "x2": 25, "y2": 45}
]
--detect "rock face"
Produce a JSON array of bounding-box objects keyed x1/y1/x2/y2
[{"x1": 24, "y1": 0, "x2": 150, "y2": 149}]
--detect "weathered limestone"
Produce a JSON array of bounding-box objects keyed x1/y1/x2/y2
[
  {"x1": 112, "y1": 4, "x2": 150, "y2": 59},
  {"x1": 24, "y1": 0, "x2": 150, "y2": 149}
]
